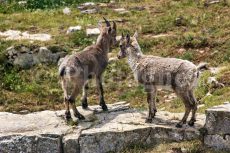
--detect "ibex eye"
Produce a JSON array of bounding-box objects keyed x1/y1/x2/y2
[{"x1": 119, "y1": 45, "x2": 122, "y2": 48}]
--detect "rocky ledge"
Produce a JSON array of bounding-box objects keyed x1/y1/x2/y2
[{"x1": 0, "y1": 102, "x2": 205, "y2": 153}]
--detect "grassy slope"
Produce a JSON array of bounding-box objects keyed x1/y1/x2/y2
[{"x1": 0, "y1": 0, "x2": 229, "y2": 114}]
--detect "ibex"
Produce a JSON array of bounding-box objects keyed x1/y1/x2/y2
[
  {"x1": 117, "y1": 32, "x2": 207, "y2": 128},
  {"x1": 58, "y1": 18, "x2": 117, "y2": 121}
]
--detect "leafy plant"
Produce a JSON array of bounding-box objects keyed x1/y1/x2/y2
[
  {"x1": 2, "y1": 69, "x2": 23, "y2": 91},
  {"x1": 70, "y1": 30, "x2": 94, "y2": 48}
]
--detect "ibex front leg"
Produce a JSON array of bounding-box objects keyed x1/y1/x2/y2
[
  {"x1": 61, "y1": 79, "x2": 71, "y2": 121},
  {"x1": 96, "y1": 75, "x2": 108, "y2": 111},
  {"x1": 145, "y1": 85, "x2": 157, "y2": 123},
  {"x1": 81, "y1": 81, "x2": 89, "y2": 109}
]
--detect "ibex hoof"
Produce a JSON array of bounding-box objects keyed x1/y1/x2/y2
[
  {"x1": 66, "y1": 116, "x2": 72, "y2": 121},
  {"x1": 65, "y1": 111, "x2": 72, "y2": 121},
  {"x1": 74, "y1": 112, "x2": 85, "y2": 120},
  {"x1": 175, "y1": 123, "x2": 183, "y2": 128},
  {"x1": 82, "y1": 102, "x2": 88, "y2": 109},
  {"x1": 145, "y1": 118, "x2": 152, "y2": 123},
  {"x1": 188, "y1": 120, "x2": 195, "y2": 127},
  {"x1": 101, "y1": 104, "x2": 108, "y2": 111}
]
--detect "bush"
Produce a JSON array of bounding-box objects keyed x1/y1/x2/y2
[
  {"x1": 1, "y1": 68, "x2": 23, "y2": 91},
  {"x1": 0, "y1": 1, "x2": 25, "y2": 13},
  {"x1": 177, "y1": 32, "x2": 209, "y2": 49},
  {"x1": 70, "y1": 30, "x2": 94, "y2": 47}
]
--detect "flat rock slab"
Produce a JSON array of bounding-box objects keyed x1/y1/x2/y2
[
  {"x1": 204, "y1": 103, "x2": 230, "y2": 150},
  {"x1": 86, "y1": 28, "x2": 100, "y2": 36},
  {"x1": 0, "y1": 102, "x2": 205, "y2": 153},
  {"x1": 0, "y1": 30, "x2": 51, "y2": 41}
]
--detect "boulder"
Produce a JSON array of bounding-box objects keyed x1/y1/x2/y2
[
  {"x1": 63, "y1": 7, "x2": 71, "y2": 15},
  {"x1": 6, "y1": 45, "x2": 66, "y2": 69},
  {"x1": 114, "y1": 8, "x2": 130, "y2": 14},
  {"x1": 66, "y1": 26, "x2": 82, "y2": 34},
  {"x1": 0, "y1": 102, "x2": 205, "y2": 153},
  {"x1": 86, "y1": 28, "x2": 100, "y2": 36},
  {"x1": 0, "y1": 30, "x2": 51, "y2": 41},
  {"x1": 204, "y1": 103, "x2": 230, "y2": 150},
  {"x1": 81, "y1": 9, "x2": 98, "y2": 14}
]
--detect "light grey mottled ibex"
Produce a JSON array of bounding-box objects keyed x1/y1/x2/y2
[
  {"x1": 117, "y1": 32, "x2": 207, "y2": 128},
  {"x1": 58, "y1": 18, "x2": 117, "y2": 121}
]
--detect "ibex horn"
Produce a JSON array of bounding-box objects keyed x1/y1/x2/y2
[{"x1": 103, "y1": 17, "x2": 111, "y2": 27}]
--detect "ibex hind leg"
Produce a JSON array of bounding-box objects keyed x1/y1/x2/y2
[
  {"x1": 81, "y1": 81, "x2": 89, "y2": 109},
  {"x1": 176, "y1": 91, "x2": 192, "y2": 128},
  {"x1": 96, "y1": 75, "x2": 108, "y2": 111},
  {"x1": 69, "y1": 83, "x2": 85, "y2": 120},
  {"x1": 187, "y1": 90, "x2": 198, "y2": 127},
  {"x1": 145, "y1": 85, "x2": 157, "y2": 123},
  {"x1": 61, "y1": 79, "x2": 72, "y2": 121}
]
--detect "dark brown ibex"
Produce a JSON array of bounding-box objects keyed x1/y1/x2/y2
[
  {"x1": 59, "y1": 18, "x2": 117, "y2": 120},
  {"x1": 117, "y1": 32, "x2": 207, "y2": 128}
]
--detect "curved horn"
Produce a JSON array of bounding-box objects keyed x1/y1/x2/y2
[
  {"x1": 126, "y1": 34, "x2": 130, "y2": 44},
  {"x1": 103, "y1": 17, "x2": 111, "y2": 27},
  {"x1": 112, "y1": 21, "x2": 116, "y2": 30}
]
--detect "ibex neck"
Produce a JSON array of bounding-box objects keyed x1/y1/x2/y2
[
  {"x1": 96, "y1": 37, "x2": 111, "y2": 54},
  {"x1": 127, "y1": 46, "x2": 143, "y2": 71}
]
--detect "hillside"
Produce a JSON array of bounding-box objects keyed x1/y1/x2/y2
[
  {"x1": 0, "y1": 0, "x2": 230, "y2": 152},
  {"x1": 0, "y1": 0, "x2": 229, "y2": 116}
]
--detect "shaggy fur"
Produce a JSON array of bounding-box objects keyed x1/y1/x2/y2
[
  {"x1": 59, "y1": 18, "x2": 117, "y2": 120},
  {"x1": 118, "y1": 32, "x2": 207, "y2": 128}
]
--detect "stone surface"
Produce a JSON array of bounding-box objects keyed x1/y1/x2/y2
[
  {"x1": 66, "y1": 26, "x2": 82, "y2": 34},
  {"x1": 144, "y1": 33, "x2": 175, "y2": 39},
  {"x1": 204, "y1": 103, "x2": 230, "y2": 150},
  {"x1": 0, "y1": 134, "x2": 62, "y2": 153},
  {"x1": 204, "y1": 134, "x2": 230, "y2": 151},
  {"x1": 63, "y1": 7, "x2": 71, "y2": 15},
  {"x1": 86, "y1": 28, "x2": 100, "y2": 36},
  {"x1": 0, "y1": 111, "x2": 69, "y2": 153},
  {"x1": 205, "y1": 103, "x2": 230, "y2": 135},
  {"x1": 0, "y1": 102, "x2": 205, "y2": 153},
  {"x1": 79, "y1": 110, "x2": 204, "y2": 153},
  {"x1": 206, "y1": 0, "x2": 220, "y2": 4},
  {"x1": 114, "y1": 8, "x2": 130, "y2": 14},
  {"x1": 6, "y1": 45, "x2": 66, "y2": 69},
  {"x1": 81, "y1": 9, "x2": 98, "y2": 14},
  {"x1": 0, "y1": 30, "x2": 51, "y2": 41}
]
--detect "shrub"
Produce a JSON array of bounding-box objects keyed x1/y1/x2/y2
[
  {"x1": 70, "y1": 30, "x2": 94, "y2": 48},
  {"x1": 177, "y1": 32, "x2": 209, "y2": 49}
]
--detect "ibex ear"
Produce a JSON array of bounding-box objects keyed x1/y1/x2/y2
[
  {"x1": 133, "y1": 31, "x2": 138, "y2": 39},
  {"x1": 112, "y1": 21, "x2": 116, "y2": 30},
  {"x1": 122, "y1": 33, "x2": 124, "y2": 38},
  {"x1": 126, "y1": 34, "x2": 130, "y2": 44},
  {"x1": 98, "y1": 22, "x2": 103, "y2": 31},
  {"x1": 106, "y1": 27, "x2": 112, "y2": 34}
]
